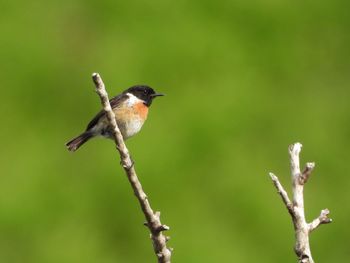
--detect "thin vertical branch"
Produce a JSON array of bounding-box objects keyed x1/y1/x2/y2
[
  {"x1": 92, "y1": 73, "x2": 172, "y2": 263},
  {"x1": 269, "y1": 143, "x2": 332, "y2": 263}
]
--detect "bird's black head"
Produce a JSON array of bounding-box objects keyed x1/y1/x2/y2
[{"x1": 124, "y1": 85, "x2": 164, "y2": 106}]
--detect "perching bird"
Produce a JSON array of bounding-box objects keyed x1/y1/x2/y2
[{"x1": 66, "y1": 85, "x2": 164, "y2": 152}]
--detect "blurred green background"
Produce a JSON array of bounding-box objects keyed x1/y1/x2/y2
[{"x1": 1, "y1": 0, "x2": 349, "y2": 262}]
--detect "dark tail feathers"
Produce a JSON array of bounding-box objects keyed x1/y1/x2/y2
[{"x1": 66, "y1": 132, "x2": 93, "y2": 152}]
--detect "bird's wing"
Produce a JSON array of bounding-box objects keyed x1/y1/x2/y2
[{"x1": 86, "y1": 93, "x2": 128, "y2": 131}]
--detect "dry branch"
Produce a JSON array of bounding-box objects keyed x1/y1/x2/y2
[
  {"x1": 269, "y1": 143, "x2": 332, "y2": 263},
  {"x1": 92, "y1": 73, "x2": 172, "y2": 263}
]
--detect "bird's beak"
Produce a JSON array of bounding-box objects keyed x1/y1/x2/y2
[{"x1": 151, "y1": 93, "x2": 165, "y2": 98}]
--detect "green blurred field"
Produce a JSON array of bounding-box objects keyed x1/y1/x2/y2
[{"x1": 1, "y1": 0, "x2": 349, "y2": 262}]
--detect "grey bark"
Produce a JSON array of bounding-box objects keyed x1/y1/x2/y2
[{"x1": 269, "y1": 143, "x2": 331, "y2": 263}]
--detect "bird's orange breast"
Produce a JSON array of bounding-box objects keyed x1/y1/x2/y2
[
  {"x1": 111, "y1": 101, "x2": 149, "y2": 139},
  {"x1": 134, "y1": 102, "x2": 149, "y2": 120}
]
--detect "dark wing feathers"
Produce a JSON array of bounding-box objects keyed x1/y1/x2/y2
[
  {"x1": 110, "y1": 93, "x2": 128, "y2": 108},
  {"x1": 86, "y1": 93, "x2": 128, "y2": 131}
]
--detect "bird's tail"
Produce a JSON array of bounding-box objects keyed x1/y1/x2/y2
[{"x1": 66, "y1": 132, "x2": 93, "y2": 152}]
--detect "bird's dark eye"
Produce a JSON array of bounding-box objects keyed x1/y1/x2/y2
[{"x1": 144, "y1": 90, "x2": 147, "y2": 94}]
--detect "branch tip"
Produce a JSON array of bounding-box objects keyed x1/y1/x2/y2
[
  {"x1": 269, "y1": 172, "x2": 277, "y2": 180},
  {"x1": 306, "y1": 162, "x2": 315, "y2": 169},
  {"x1": 300, "y1": 162, "x2": 315, "y2": 184},
  {"x1": 289, "y1": 142, "x2": 302, "y2": 156},
  {"x1": 309, "y1": 209, "x2": 332, "y2": 233},
  {"x1": 319, "y1": 209, "x2": 332, "y2": 223}
]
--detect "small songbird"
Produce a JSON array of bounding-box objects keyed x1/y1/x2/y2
[{"x1": 66, "y1": 85, "x2": 164, "y2": 152}]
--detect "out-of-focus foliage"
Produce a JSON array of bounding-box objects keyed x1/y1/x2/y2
[{"x1": 0, "y1": 0, "x2": 349, "y2": 262}]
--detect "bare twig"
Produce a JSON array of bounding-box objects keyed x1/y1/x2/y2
[
  {"x1": 308, "y1": 209, "x2": 332, "y2": 233},
  {"x1": 300, "y1": 162, "x2": 315, "y2": 184},
  {"x1": 269, "y1": 143, "x2": 332, "y2": 263},
  {"x1": 269, "y1": 173, "x2": 293, "y2": 215},
  {"x1": 92, "y1": 73, "x2": 171, "y2": 263}
]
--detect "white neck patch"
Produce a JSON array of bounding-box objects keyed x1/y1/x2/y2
[{"x1": 126, "y1": 93, "x2": 143, "y2": 106}]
